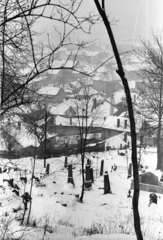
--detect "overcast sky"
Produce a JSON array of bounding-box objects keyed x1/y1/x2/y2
[{"x1": 35, "y1": 0, "x2": 163, "y2": 44}]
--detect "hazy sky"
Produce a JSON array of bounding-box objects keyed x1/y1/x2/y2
[{"x1": 35, "y1": 0, "x2": 163, "y2": 44}]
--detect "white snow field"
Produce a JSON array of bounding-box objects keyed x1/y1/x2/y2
[{"x1": 0, "y1": 147, "x2": 162, "y2": 240}]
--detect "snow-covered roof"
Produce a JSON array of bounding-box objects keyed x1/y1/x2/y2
[
  {"x1": 49, "y1": 102, "x2": 73, "y2": 115},
  {"x1": 97, "y1": 100, "x2": 118, "y2": 116},
  {"x1": 48, "y1": 69, "x2": 60, "y2": 75},
  {"x1": 123, "y1": 64, "x2": 138, "y2": 72},
  {"x1": 84, "y1": 50, "x2": 99, "y2": 57},
  {"x1": 112, "y1": 89, "x2": 137, "y2": 104},
  {"x1": 94, "y1": 115, "x2": 130, "y2": 132},
  {"x1": 78, "y1": 87, "x2": 98, "y2": 96},
  {"x1": 97, "y1": 66, "x2": 108, "y2": 73},
  {"x1": 120, "y1": 80, "x2": 136, "y2": 89},
  {"x1": 37, "y1": 87, "x2": 61, "y2": 95},
  {"x1": 71, "y1": 81, "x2": 82, "y2": 88},
  {"x1": 105, "y1": 132, "x2": 131, "y2": 148},
  {"x1": 16, "y1": 130, "x2": 39, "y2": 148}
]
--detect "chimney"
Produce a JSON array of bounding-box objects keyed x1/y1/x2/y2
[
  {"x1": 7, "y1": 118, "x2": 11, "y2": 126},
  {"x1": 124, "y1": 119, "x2": 127, "y2": 129},
  {"x1": 17, "y1": 122, "x2": 21, "y2": 130},
  {"x1": 124, "y1": 132, "x2": 127, "y2": 142},
  {"x1": 70, "y1": 117, "x2": 72, "y2": 125},
  {"x1": 117, "y1": 119, "x2": 120, "y2": 128},
  {"x1": 94, "y1": 98, "x2": 97, "y2": 109},
  {"x1": 53, "y1": 116, "x2": 56, "y2": 125}
]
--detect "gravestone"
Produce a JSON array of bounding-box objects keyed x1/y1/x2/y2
[
  {"x1": 87, "y1": 159, "x2": 90, "y2": 166},
  {"x1": 90, "y1": 168, "x2": 94, "y2": 183},
  {"x1": 131, "y1": 172, "x2": 163, "y2": 194},
  {"x1": 67, "y1": 164, "x2": 74, "y2": 184},
  {"x1": 84, "y1": 164, "x2": 92, "y2": 190},
  {"x1": 64, "y1": 156, "x2": 68, "y2": 168},
  {"x1": 104, "y1": 171, "x2": 111, "y2": 194},
  {"x1": 46, "y1": 164, "x2": 50, "y2": 175},
  {"x1": 140, "y1": 172, "x2": 158, "y2": 185},
  {"x1": 100, "y1": 160, "x2": 104, "y2": 176},
  {"x1": 128, "y1": 163, "x2": 133, "y2": 178}
]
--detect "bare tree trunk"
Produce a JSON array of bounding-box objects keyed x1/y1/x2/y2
[
  {"x1": 157, "y1": 122, "x2": 162, "y2": 169},
  {"x1": 26, "y1": 132, "x2": 37, "y2": 225},
  {"x1": 94, "y1": 1, "x2": 143, "y2": 239},
  {"x1": 80, "y1": 153, "x2": 85, "y2": 203},
  {"x1": 157, "y1": 72, "x2": 163, "y2": 170},
  {"x1": 44, "y1": 110, "x2": 48, "y2": 168}
]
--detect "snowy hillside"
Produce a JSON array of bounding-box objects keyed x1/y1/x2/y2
[{"x1": 0, "y1": 148, "x2": 162, "y2": 240}]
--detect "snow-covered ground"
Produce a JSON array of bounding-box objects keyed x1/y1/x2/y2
[{"x1": 0, "y1": 147, "x2": 163, "y2": 240}]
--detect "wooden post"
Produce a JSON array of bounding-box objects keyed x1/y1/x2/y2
[
  {"x1": 100, "y1": 160, "x2": 104, "y2": 176},
  {"x1": 84, "y1": 164, "x2": 92, "y2": 190},
  {"x1": 67, "y1": 164, "x2": 74, "y2": 184},
  {"x1": 104, "y1": 171, "x2": 111, "y2": 194}
]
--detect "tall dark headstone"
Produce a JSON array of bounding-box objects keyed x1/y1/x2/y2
[
  {"x1": 90, "y1": 168, "x2": 94, "y2": 183},
  {"x1": 100, "y1": 160, "x2": 104, "y2": 176},
  {"x1": 67, "y1": 164, "x2": 74, "y2": 184},
  {"x1": 104, "y1": 171, "x2": 111, "y2": 194},
  {"x1": 64, "y1": 156, "x2": 68, "y2": 168},
  {"x1": 84, "y1": 164, "x2": 92, "y2": 190},
  {"x1": 46, "y1": 164, "x2": 50, "y2": 175},
  {"x1": 128, "y1": 163, "x2": 133, "y2": 178},
  {"x1": 87, "y1": 159, "x2": 90, "y2": 166}
]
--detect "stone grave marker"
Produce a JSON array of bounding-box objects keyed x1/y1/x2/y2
[
  {"x1": 90, "y1": 168, "x2": 94, "y2": 183},
  {"x1": 84, "y1": 164, "x2": 92, "y2": 190},
  {"x1": 67, "y1": 164, "x2": 74, "y2": 184},
  {"x1": 104, "y1": 171, "x2": 111, "y2": 194},
  {"x1": 131, "y1": 172, "x2": 163, "y2": 194},
  {"x1": 100, "y1": 160, "x2": 104, "y2": 176},
  {"x1": 64, "y1": 156, "x2": 68, "y2": 168}
]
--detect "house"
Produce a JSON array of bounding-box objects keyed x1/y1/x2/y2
[
  {"x1": 49, "y1": 102, "x2": 76, "y2": 117},
  {"x1": 123, "y1": 64, "x2": 140, "y2": 81},
  {"x1": 46, "y1": 113, "x2": 131, "y2": 154},
  {"x1": 105, "y1": 132, "x2": 131, "y2": 150},
  {"x1": 37, "y1": 87, "x2": 66, "y2": 104}
]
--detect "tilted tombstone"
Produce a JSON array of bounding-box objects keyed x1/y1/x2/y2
[
  {"x1": 84, "y1": 164, "x2": 92, "y2": 190},
  {"x1": 67, "y1": 164, "x2": 74, "y2": 184},
  {"x1": 100, "y1": 160, "x2": 104, "y2": 176},
  {"x1": 104, "y1": 171, "x2": 111, "y2": 194}
]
